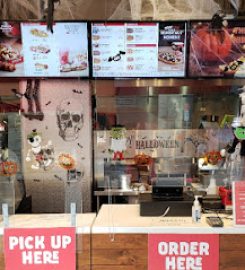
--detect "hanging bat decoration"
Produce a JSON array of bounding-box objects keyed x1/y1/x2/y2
[
  {"x1": 73, "y1": 89, "x2": 83, "y2": 94},
  {"x1": 77, "y1": 143, "x2": 83, "y2": 149},
  {"x1": 54, "y1": 174, "x2": 63, "y2": 181}
]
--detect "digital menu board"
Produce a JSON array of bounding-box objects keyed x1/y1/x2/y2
[
  {"x1": 91, "y1": 22, "x2": 186, "y2": 78},
  {"x1": 0, "y1": 21, "x2": 89, "y2": 77},
  {"x1": 0, "y1": 21, "x2": 23, "y2": 76},
  {"x1": 189, "y1": 20, "x2": 245, "y2": 78}
]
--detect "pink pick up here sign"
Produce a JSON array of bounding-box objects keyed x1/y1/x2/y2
[{"x1": 4, "y1": 227, "x2": 76, "y2": 270}]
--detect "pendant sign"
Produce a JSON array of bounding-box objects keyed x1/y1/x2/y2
[
  {"x1": 4, "y1": 227, "x2": 76, "y2": 270},
  {"x1": 148, "y1": 234, "x2": 219, "y2": 270}
]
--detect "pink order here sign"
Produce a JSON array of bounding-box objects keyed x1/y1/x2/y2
[
  {"x1": 233, "y1": 181, "x2": 245, "y2": 226},
  {"x1": 4, "y1": 227, "x2": 76, "y2": 270},
  {"x1": 148, "y1": 234, "x2": 219, "y2": 270}
]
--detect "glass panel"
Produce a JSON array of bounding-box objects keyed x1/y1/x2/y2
[
  {"x1": 95, "y1": 91, "x2": 239, "y2": 130},
  {"x1": 93, "y1": 85, "x2": 240, "y2": 211}
]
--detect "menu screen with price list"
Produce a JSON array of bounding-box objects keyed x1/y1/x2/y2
[{"x1": 91, "y1": 22, "x2": 186, "y2": 78}]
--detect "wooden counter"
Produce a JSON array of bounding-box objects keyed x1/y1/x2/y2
[
  {"x1": 91, "y1": 204, "x2": 245, "y2": 270},
  {"x1": 0, "y1": 208, "x2": 245, "y2": 269},
  {"x1": 0, "y1": 213, "x2": 96, "y2": 270}
]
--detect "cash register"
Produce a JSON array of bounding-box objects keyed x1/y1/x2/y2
[{"x1": 140, "y1": 173, "x2": 194, "y2": 216}]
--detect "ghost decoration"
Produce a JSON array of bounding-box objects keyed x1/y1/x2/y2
[
  {"x1": 56, "y1": 98, "x2": 84, "y2": 141},
  {"x1": 109, "y1": 126, "x2": 127, "y2": 160}
]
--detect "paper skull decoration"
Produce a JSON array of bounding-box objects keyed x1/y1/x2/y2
[{"x1": 56, "y1": 98, "x2": 84, "y2": 141}]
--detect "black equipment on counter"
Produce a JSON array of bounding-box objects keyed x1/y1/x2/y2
[
  {"x1": 140, "y1": 193, "x2": 193, "y2": 217},
  {"x1": 201, "y1": 195, "x2": 223, "y2": 210},
  {"x1": 140, "y1": 174, "x2": 194, "y2": 217},
  {"x1": 152, "y1": 174, "x2": 185, "y2": 199},
  {"x1": 206, "y1": 216, "x2": 224, "y2": 227}
]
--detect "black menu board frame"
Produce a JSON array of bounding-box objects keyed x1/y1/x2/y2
[
  {"x1": 90, "y1": 20, "x2": 188, "y2": 79},
  {"x1": 0, "y1": 20, "x2": 90, "y2": 78},
  {"x1": 187, "y1": 19, "x2": 245, "y2": 79}
]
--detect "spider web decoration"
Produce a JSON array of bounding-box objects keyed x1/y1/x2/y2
[
  {"x1": 0, "y1": 0, "x2": 242, "y2": 20},
  {"x1": 0, "y1": 0, "x2": 42, "y2": 19},
  {"x1": 110, "y1": 0, "x2": 222, "y2": 20}
]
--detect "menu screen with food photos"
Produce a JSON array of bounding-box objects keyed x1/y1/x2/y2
[
  {"x1": 188, "y1": 20, "x2": 245, "y2": 78},
  {"x1": 0, "y1": 21, "x2": 89, "y2": 77},
  {"x1": 0, "y1": 21, "x2": 24, "y2": 76},
  {"x1": 21, "y1": 22, "x2": 89, "y2": 77},
  {"x1": 91, "y1": 22, "x2": 186, "y2": 78}
]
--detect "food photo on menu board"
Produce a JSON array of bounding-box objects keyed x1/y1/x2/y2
[
  {"x1": 55, "y1": 22, "x2": 89, "y2": 77},
  {"x1": 91, "y1": 22, "x2": 186, "y2": 78},
  {"x1": 21, "y1": 22, "x2": 89, "y2": 77},
  {"x1": 0, "y1": 21, "x2": 24, "y2": 77},
  {"x1": 189, "y1": 19, "x2": 245, "y2": 78},
  {"x1": 158, "y1": 22, "x2": 186, "y2": 77}
]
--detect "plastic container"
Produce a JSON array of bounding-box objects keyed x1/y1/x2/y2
[
  {"x1": 207, "y1": 171, "x2": 217, "y2": 195},
  {"x1": 120, "y1": 174, "x2": 132, "y2": 190},
  {"x1": 192, "y1": 195, "x2": 201, "y2": 223}
]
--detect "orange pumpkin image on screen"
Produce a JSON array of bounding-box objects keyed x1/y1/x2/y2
[{"x1": 191, "y1": 12, "x2": 232, "y2": 62}]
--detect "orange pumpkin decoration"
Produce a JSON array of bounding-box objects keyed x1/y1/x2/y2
[
  {"x1": 0, "y1": 161, "x2": 18, "y2": 176},
  {"x1": 58, "y1": 153, "x2": 75, "y2": 170},
  {"x1": 134, "y1": 154, "x2": 152, "y2": 165},
  {"x1": 206, "y1": 151, "x2": 222, "y2": 165}
]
